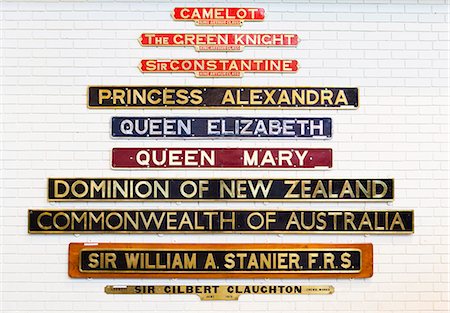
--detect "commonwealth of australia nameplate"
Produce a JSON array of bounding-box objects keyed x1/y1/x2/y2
[
  {"x1": 68, "y1": 243, "x2": 373, "y2": 278},
  {"x1": 88, "y1": 86, "x2": 358, "y2": 109},
  {"x1": 111, "y1": 117, "x2": 332, "y2": 139},
  {"x1": 29, "y1": 209, "x2": 414, "y2": 234},
  {"x1": 111, "y1": 148, "x2": 332, "y2": 169},
  {"x1": 139, "y1": 33, "x2": 298, "y2": 52},
  {"x1": 172, "y1": 8, "x2": 265, "y2": 26},
  {"x1": 139, "y1": 60, "x2": 298, "y2": 77},
  {"x1": 48, "y1": 178, "x2": 394, "y2": 202}
]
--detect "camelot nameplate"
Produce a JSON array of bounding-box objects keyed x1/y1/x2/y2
[
  {"x1": 172, "y1": 7, "x2": 265, "y2": 26},
  {"x1": 89, "y1": 86, "x2": 358, "y2": 108},
  {"x1": 29, "y1": 209, "x2": 413, "y2": 234},
  {"x1": 69, "y1": 243, "x2": 373, "y2": 279},
  {"x1": 48, "y1": 178, "x2": 394, "y2": 202}
]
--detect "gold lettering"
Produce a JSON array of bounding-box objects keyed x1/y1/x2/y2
[
  {"x1": 105, "y1": 212, "x2": 123, "y2": 230},
  {"x1": 285, "y1": 212, "x2": 301, "y2": 230},
  {"x1": 178, "y1": 212, "x2": 194, "y2": 230},
  {"x1": 312, "y1": 180, "x2": 327, "y2": 199},
  {"x1": 224, "y1": 253, "x2": 235, "y2": 269},
  {"x1": 308, "y1": 253, "x2": 319, "y2": 268},
  {"x1": 89, "y1": 212, "x2": 105, "y2": 230},
  {"x1": 339, "y1": 180, "x2": 355, "y2": 198},
  {"x1": 71, "y1": 212, "x2": 87, "y2": 230},
  {"x1": 90, "y1": 180, "x2": 106, "y2": 198},
  {"x1": 98, "y1": 89, "x2": 112, "y2": 104},
  {"x1": 323, "y1": 253, "x2": 335, "y2": 269},
  {"x1": 340, "y1": 252, "x2": 352, "y2": 269},
  {"x1": 284, "y1": 180, "x2": 299, "y2": 198},
  {"x1": 53, "y1": 180, "x2": 69, "y2": 198},
  {"x1": 358, "y1": 213, "x2": 373, "y2": 230},
  {"x1": 220, "y1": 180, "x2": 235, "y2": 198},
  {"x1": 344, "y1": 212, "x2": 356, "y2": 231},
  {"x1": 390, "y1": 212, "x2": 406, "y2": 231},
  {"x1": 88, "y1": 253, "x2": 99, "y2": 268},
  {"x1": 372, "y1": 180, "x2": 388, "y2": 199},
  {"x1": 221, "y1": 90, "x2": 235, "y2": 104},
  {"x1": 335, "y1": 90, "x2": 349, "y2": 104},
  {"x1": 37, "y1": 212, "x2": 52, "y2": 230},
  {"x1": 53, "y1": 212, "x2": 70, "y2": 230}
]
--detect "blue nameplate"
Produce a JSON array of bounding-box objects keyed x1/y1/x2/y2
[{"x1": 112, "y1": 117, "x2": 332, "y2": 138}]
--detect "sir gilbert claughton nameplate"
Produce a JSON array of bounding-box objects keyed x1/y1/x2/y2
[
  {"x1": 111, "y1": 148, "x2": 332, "y2": 169},
  {"x1": 48, "y1": 178, "x2": 394, "y2": 202},
  {"x1": 68, "y1": 243, "x2": 373, "y2": 279},
  {"x1": 111, "y1": 117, "x2": 332, "y2": 139},
  {"x1": 29, "y1": 209, "x2": 414, "y2": 234},
  {"x1": 104, "y1": 285, "x2": 334, "y2": 300},
  {"x1": 88, "y1": 87, "x2": 358, "y2": 108}
]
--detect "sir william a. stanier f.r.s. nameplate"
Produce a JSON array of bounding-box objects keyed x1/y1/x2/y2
[
  {"x1": 48, "y1": 178, "x2": 394, "y2": 202},
  {"x1": 88, "y1": 86, "x2": 358, "y2": 109},
  {"x1": 104, "y1": 285, "x2": 334, "y2": 301},
  {"x1": 69, "y1": 243, "x2": 373, "y2": 279},
  {"x1": 111, "y1": 117, "x2": 332, "y2": 139}
]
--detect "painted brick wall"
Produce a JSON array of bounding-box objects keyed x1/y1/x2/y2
[{"x1": 1, "y1": 0, "x2": 448, "y2": 312}]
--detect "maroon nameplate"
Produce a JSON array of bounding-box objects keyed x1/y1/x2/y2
[{"x1": 112, "y1": 148, "x2": 332, "y2": 169}]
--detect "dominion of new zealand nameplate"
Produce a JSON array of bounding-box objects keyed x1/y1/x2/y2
[
  {"x1": 29, "y1": 209, "x2": 413, "y2": 234},
  {"x1": 48, "y1": 178, "x2": 394, "y2": 202},
  {"x1": 112, "y1": 117, "x2": 332, "y2": 139},
  {"x1": 88, "y1": 87, "x2": 358, "y2": 109},
  {"x1": 68, "y1": 243, "x2": 373, "y2": 279}
]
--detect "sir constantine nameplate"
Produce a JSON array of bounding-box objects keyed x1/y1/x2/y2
[
  {"x1": 172, "y1": 8, "x2": 265, "y2": 26},
  {"x1": 88, "y1": 86, "x2": 358, "y2": 109},
  {"x1": 48, "y1": 178, "x2": 394, "y2": 202},
  {"x1": 139, "y1": 33, "x2": 298, "y2": 51},
  {"x1": 139, "y1": 59, "x2": 298, "y2": 77},
  {"x1": 69, "y1": 243, "x2": 373, "y2": 278},
  {"x1": 105, "y1": 285, "x2": 334, "y2": 301},
  {"x1": 111, "y1": 148, "x2": 332, "y2": 169},
  {"x1": 29, "y1": 209, "x2": 413, "y2": 234}
]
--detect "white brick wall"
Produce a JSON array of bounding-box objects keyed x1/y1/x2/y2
[{"x1": 1, "y1": 0, "x2": 448, "y2": 312}]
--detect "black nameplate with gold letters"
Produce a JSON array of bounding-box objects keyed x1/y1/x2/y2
[
  {"x1": 69, "y1": 243, "x2": 373, "y2": 279},
  {"x1": 48, "y1": 178, "x2": 393, "y2": 201},
  {"x1": 88, "y1": 86, "x2": 358, "y2": 109},
  {"x1": 29, "y1": 209, "x2": 413, "y2": 234}
]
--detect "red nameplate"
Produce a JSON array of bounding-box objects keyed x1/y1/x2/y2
[
  {"x1": 172, "y1": 8, "x2": 265, "y2": 26},
  {"x1": 139, "y1": 59, "x2": 298, "y2": 77},
  {"x1": 112, "y1": 148, "x2": 332, "y2": 169},
  {"x1": 139, "y1": 33, "x2": 298, "y2": 52}
]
